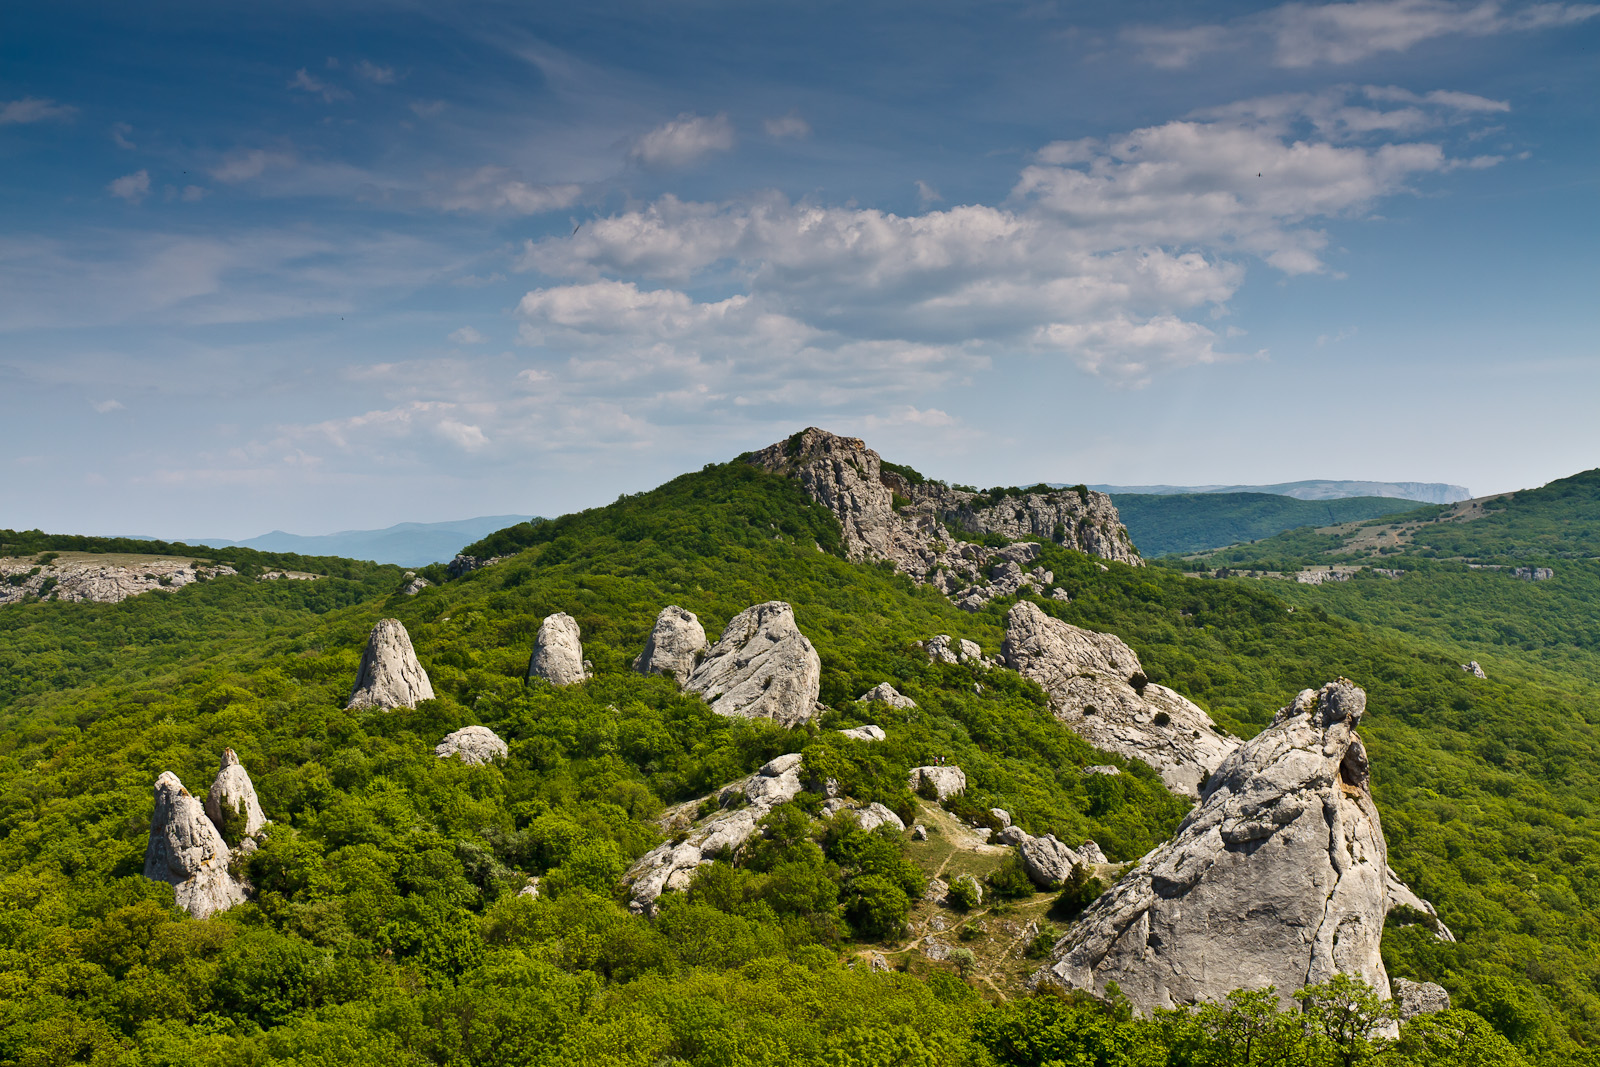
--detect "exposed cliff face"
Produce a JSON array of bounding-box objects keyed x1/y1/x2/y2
[
  {"x1": 528, "y1": 612, "x2": 592, "y2": 686},
  {"x1": 205, "y1": 749, "x2": 268, "y2": 845},
  {"x1": 348, "y1": 619, "x2": 435, "y2": 710},
  {"x1": 0, "y1": 556, "x2": 239, "y2": 606},
  {"x1": 683, "y1": 601, "x2": 822, "y2": 727},
  {"x1": 748, "y1": 430, "x2": 1141, "y2": 600},
  {"x1": 145, "y1": 772, "x2": 247, "y2": 920},
  {"x1": 1003, "y1": 601, "x2": 1237, "y2": 798},
  {"x1": 1030, "y1": 681, "x2": 1392, "y2": 1017}
]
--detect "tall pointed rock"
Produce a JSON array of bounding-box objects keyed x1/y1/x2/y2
[
  {"x1": 206, "y1": 749, "x2": 268, "y2": 845},
  {"x1": 683, "y1": 601, "x2": 821, "y2": 728},
  {"x1": 144, "y1": 772, "x2": 247, "y2": 919},
  {"x1": 633, "y1": 605, "x2": 708, "y2": 683},
  {"x1": 347, "y1": 618, "x2": 434, "y2": 710},
  {"x1": 527, "y1": 612, "x2": 592, "y2": 686}
]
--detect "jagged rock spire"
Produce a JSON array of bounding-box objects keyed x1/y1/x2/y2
[
  {"x1": 528, "y1": 612, "x2": 592, "y2": 686},
  {"x1": 683, "y1": 601, "x2": 821, "y2": 727},
  {"x1": 144, "y1": 772, "x2": 246, "y2": 920},
  {"x1": 348, "y1": 618, "x2": 435, "y2": 710},
  {"x1": 205, "y1": 748, "x2": 268, "y2": 844}
]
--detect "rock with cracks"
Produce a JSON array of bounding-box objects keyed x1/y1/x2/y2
[
  {"x1": 1029, "y1": 680, "x2": 1393, "y2": 1018},
  {"x1": 1018, "y1": 834, "x2": 1083, "y2": 888},
  {"x1": 633, "y1": 605, "x2": 709, "y2": 683},
  {"x1": 840, "y1": 724, "x2": 887, "y2": 742},
  {"x1": 145, "y1": 772, "x2": 247, "y2": 919},
  {"x1": 205, "y1": 749, "x2": 268, "y2": 845},
  {"x1": 858, "y1": 682, "x2": 916, "y2": 709},
  {"x1": 683, "y1": 601, "x2": 821, "y2": 728},
  {"x1": 1004, "y1": 601, "x2": 1236, "y2": 799},
  {"x1": 908, "y1": 765, "x2": 966, "y2": 800},
  {"x1": 435, "y1": 725, "x2": 509, "y2": 766},
  {"x1": 1394, "y1": 978, "x2": 1452, "y2": 1020},
  {"x1": 624, "y1": 753, "x2": 806, "y2": 914},
  {"x1": 528, "y1": 612, "x2": 592, "y2": 686},
  {"x1": 347, "y1": 619, "x2": 435, "y2": 710}
]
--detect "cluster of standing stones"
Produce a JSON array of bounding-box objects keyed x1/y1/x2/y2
[{"x1": 139, "y1": 429, "x2": 1452, "y2": 1022}]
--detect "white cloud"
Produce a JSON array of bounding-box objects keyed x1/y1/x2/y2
[
  {"x1": 91, "y1": 399, "x2": 124, "y2": 413},
  {"x1": 288, "y1": 68, "x2": 350, "y2": 102},
  {"x1": 111, "y1": 122, "x2": 136, "y2": 149},
  {"x1": 629, "y1": 113, "x2": 735, "y2": 168},
  {"x1": 180, "y1": 185, "x2": 208, "y2": 202},
  {"x1": 915, "y1": 180, "x2": 943, "y2": 204},
  {"x1": 108, "y1": 170, "x2": 151, "y2": 204},
  {"x1": 0, "y1": 97, "x2": 77, "y2": 125},
  {"x1": 436, "y1": 419, "x2": 489, "y2": 450},
  {"x1": 428, "y1": 166, "x2": 582, "y2": 214},
  {"x1": 449, "y1": 326, "x2": 488, "y2": 344},
  {"x1": 211, "y1": 149, "x2": 295, "y2": 183},
  {"x1": 355, "y1": 60, "x2": 397, "y2": 84},
  {"x1": 410, "y1": 100, "x2": 446, "y2": 118},
  {"x1": 1126, "y1": 0, "x2": 1600, "y2": 68},
  {"x1": 763, "y1": 113, "x2": 812, "y2": 139}
]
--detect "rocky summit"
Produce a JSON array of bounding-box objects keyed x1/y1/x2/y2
[
  {"x1": 682, "y1": 601, "x2": 821, "y2": 727},
  {"x1": 1003, "y1": 601, "x2": 1236, "y2": 798},
  {"x1": 1030, "y1": 681, "x2": 1392, "y2": 1016},
  {"x1": 145, "y1": 771, "x2": 248, "y2": 920},
  {"x1": 749, "y1": 429, "x2": 1140, "y2": 608},
  {"x1": 347, "y1": 618, "x2": 435, "y2": 710}
]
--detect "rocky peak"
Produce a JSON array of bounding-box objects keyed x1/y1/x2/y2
[
  {"x1": 748, "y1": 429, "x2": 1142, "y2": 607},
  {"x1": 145, "y1": 771, "x2": 247, "y2": 920},
  {"x1": 205, "y1": 749, "x2": 268, "y2": 845},
  {"x1": 347, "y1": 619, "x2": 435, "y2": 710},
  {"x1": 1030, "y1": 680, "x2": 1393, "y2": 1017},
  {"x1": 1004, "y1": 601, "x2": 1237, "y2": 798}
]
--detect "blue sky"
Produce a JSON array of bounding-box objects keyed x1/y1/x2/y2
[{"x1": 2, "y1": 0, "x2": 1596, "y2": 538}]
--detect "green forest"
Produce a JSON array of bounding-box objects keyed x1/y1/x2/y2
[{"x1": 3, "y1": 459, "x2": 1599, "y2": 1065}]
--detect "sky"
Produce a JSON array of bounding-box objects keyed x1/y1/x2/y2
[{"x1": 2, "y1": 0, "x2": 1597, "y2": 539}]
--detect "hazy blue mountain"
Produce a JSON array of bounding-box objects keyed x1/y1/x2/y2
[
  {"x1": 1085, "y1": 479, "x2": 1471, "y2": 504},
  {"x1": 1110, "y1": 493, "x2": 1421, "y2": 558},
  {"x1": 190, "y1": 515, "x2": 537, "y2": 567}
]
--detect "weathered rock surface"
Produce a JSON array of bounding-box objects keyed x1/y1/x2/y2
[
  {"x1": 447, "y1": 553, "x2": 509, "y2": 578},
  {"x1": 528, "y1": 612, "x2": 592, "y2": 686},
  {"x1": 401, "y1": 572, "x2": 432, "y2": 596},
  {"x1": 435, "y1": 725, "x2": 509, "y2": 766},
  {"x1": 1387, "y1": 869, "x2": 1456, "y2": 942},
  {"x1": 1019, "y1": 834, "x2": 1082, "y2": 888},
  {"x1": 990, "y1": 808, "x2": 1013, "y2": 828},
  {"x1": 840, "y1": 724, "x2": 887, "y2": 742},
  {"x1": 348, "y1": 619, "x2": 435, "y2": 710},
  {"x1": 748, "y1": 430, "x2": 1141, "y2": 607},
  {"x1": 0, "y1": 555, "x2": 238, "y2": 607},
  {"x1": 925, "y1": 635, "x2": 983, "y2": 665},
  {"x1": 859, "y1": 682, "x2": 916, "y2": 709},
  {"x1": 1030, "y1": 681, "x2": 1393, "y2": 1017},
  {"x1": 1394, "y1": 978, "x2": 1452, "y2": 1020},
  {"x1": 633, "y1": 605, "x2": 708, "y2": 682},
  {"x1": 145, "y1": 772, "x2": 247, "y2": 919},
  {"x1": 1083, "y1": 765, "x2": 1121, "y2": 777},
  {"x1": 822, "y1": 799, "x2": 906, "y2": 833},
  {"x1": 624, "y1": 753, "x2": 806, "y2": 914},
  {"x1": 909, "y1": 765, "x2": 967, "y2": 800},
  {"x1": 1004, "y1": 601, "x2": 1237, "y2": 798},
  {"x1": 205, "y1": 749, "x2": 268, "y2": 843},
  {"x1": 1461, "y1": 660, "x2": 1487, "y2": 679},
  {"x1": 1079, "y1": 840, "x2": 1110, "y2": 865},
  {"x1": 683, "y1": 601, "x2": 821, "y2": 728}
]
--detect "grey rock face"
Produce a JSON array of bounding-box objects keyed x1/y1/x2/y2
[
  {"x1": 348, "y1": 619, "x2": 435, "y2": 710},
  {"x1": 624, "y1": 753, "x2": 806, "y2": 914},
  {"x1": 1019, "y1": 834, "x2": 1081, "y2": 888},
  {"x1": 0, "y1": 556, "x2": 238, "y2": 607},
  {"x1": 1394, "y1": 978, "x2": 1452, "y2": 1020},
  {"x1": 633, "y1": 605, "x2": 709, "y2": 682},
  {"x1": 1461, "y1": 660, "x2": 1487, "y2": 679},
  {"x1": 859, "y1": 682, "x2": 916, "y2": 709},
  {"x1": 145, "y1": 772, "x2": 247, "y2": 920},
  {"x1": 840, "y1": 724, "x2": 887, "y2": 742},
  {"x1": 1387, "y1": 869, "x2": 1456, "y2": 941},
  {"x1": 997, "y1": 825, "x2": 1029, "y2": 846},
  {"x1": 1079, "y1": 840, "x2": 1110, "y2": 866},
  {"x1": 1030, "y1": 681, "x2": 1392, "y2": 1016},
  {"x1": 925, "y1": 635, "x2": 983, "y2": 665},
  {"x1": 1004, "y1": 601, "x2": 1237, "y2": 799},
  {"x1": 435, "y1": 725, "x2": 509, "y2": 766},
  {"x1": 205, "y1": 749, "x2": 268, "y2": 843},
  {"x1": 401, "y1": 573, "x2": 432, "y2": 596},
  {"x1": 909, "y1": 765, "x2": 967, "y2": 800},
  {"x1": 683, "y1": 601, "x2": 822, "y2": 728},
  {"x1": 447, "y1": 553, "x2": 508, "y2": 578},
  {"x1": 1515, "y1": 566, "x2": 1554, "y2": 581},
  {"x1": 1083, "y1": 765, "x2": 1121, "y2": 777},
  {"x1": 990, "y1": 808, "x2": 1013, "y2": 828},
  {"x1": 852, "y1": 802, "x2": 907, "y2": 833},
  {"x1": 528, "y1": 612, "x2": 591, "y2": 686}
]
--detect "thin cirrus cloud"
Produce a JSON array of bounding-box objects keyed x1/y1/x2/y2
[
  {"x1": 107, "y1": 170, "x2": 151, "y2": 204},
  {"x1": 628, "y1": 112, "x2": 735, "y2": 167},
  {"x1": 512, "y1": 87, "x2": 1502, "y2": 385},
  {"x1": 427, "y1": 166, "x2": 582, "y2": 214},
  {"x1": 0, "y1": 96, "x2": 78, "y2": 125},
  {"x1": 763, "y1": 114, "x2": 812, "y2": 139},
  {"x1": 1126, "y1": 0, "x2": 1600, "y2": 68}
]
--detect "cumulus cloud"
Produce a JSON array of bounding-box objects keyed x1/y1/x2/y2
[
  {"x1": 1127, "y1": 0, "x2": 1600, "y2": 68},
  {"x1": 211, "y1": 149, "x2": 295, "y2": 183},
  {"x1": 91, "y1": 399, "x2": 124, "y2": 413},
  {"x1": 0, "y1": 96, "x2": 77, "y2": 125},
  {"x1": 355, "y1": 60, "x2": 397, "y2": 84},
  {"x1": 108, "y1": 170, "x2": 151, "y2": 204},
  {"x1": 763, "y1": 113, "x2": 812, "y2": 139},
  {"x1": 629, "y1": 113, "x2": 735, "y2": 167},
  {"x1": 512, "y1": 87, "x2": 1500, "y2": 382},
  {"x1": 428, "y1": 166, "x2": 582, "y2": 214},
  {"x1": 449, "y1": 326, "x2": 488, "y2": 344}
]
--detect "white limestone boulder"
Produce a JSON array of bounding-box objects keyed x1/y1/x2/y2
[
  {"x1": 528, "y1": 612, "x2": 591, "y2": 686},
  {"x1": 348, "y1": 619, "x2": 435, "y2": 710},
  {"x1": 633, "y1": 605, "x2": 709, "y2": 683},
  {"x1": 683, "y1": 602, "x2": 821, "y2": 728}
]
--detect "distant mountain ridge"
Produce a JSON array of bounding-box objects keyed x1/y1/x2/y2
[
  {"x1": 190, "y1": 515, "x2": 537, "y2": 567},
  {"x1": 1085, "y1": 480, "x2": 1471, "y2": 505}
]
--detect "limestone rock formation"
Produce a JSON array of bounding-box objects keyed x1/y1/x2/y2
[
  {"x1": 822, "y1": 799, "x2": 906, "y2": 833},
  {"x1": 0, "y1": 556, "x2": 239, "y2": 607},
  {"x1": 435, "y1": 725, "x2": 509, "y2": 766},
  {"x1": 145, "y1": 772, "x2": 247, "y2": 919},
  {"x1": 909, "y1": 765, "x2": 966, "y2": 800},
  {"x1": 1019, "y1": 834, "x2": 1082, "y2": 888},
  {"x1": 528, "y1": 612, "x2": 592, "y2": 686},
  {"x1": 347, "y1": 619, "x2": 435, "y2": 710},
  {"x1": 1394, "y1": 978, "x2": 1451, "y2": 1020},
  {"x1": 1084, "y1": 765, "x2": 1121, "y2": 777},
  {"x1": 401, "y1": 572, "x2": 432, "y2": 596},
  {"x1": 925, "y1": 635, "x2": 982, "y2": 665},
  {"x1": 1004, "y1": 601, "x2": 1237, "y2": 798},
  {"x1": 447, "y1": 553, "x2": 509, "y2": 578},
  {"x1": 1387, "y1": 869, "x2": 1455, "y2": 942},
  {"x1": 625, "y1": 753, "x2": 806, "y2": 913},
  {"x1": 840, "y1": 724, "x2": 887, "y2": 742},
  {"x1": 747, "y1": 430, "x2": 1141, "y2": 607},
  {"x1": 1461, "y1": 660, "x2": 1487, "y2": 679},
  {"x1": 990, "y1": 808, "x2": 1012, "y2": 828},
  {"x1": 859, "y1": 682, "x2": 915, "y2": 709},
  {"x1": 1030, "y1": 681, "x2": 1392, "y2": 1016},
  {"x1": 1079, "y1": 840, "x2": 1110, "y2": 865},
  {"x1": 683, "y1": 601, "x2": 822, "y2": 727},
  {"x1": 205, "y1": 749, "x2": 268, "y2": 845},
  {"x1": 633, "y1": 605, "x2": 709, "y2": 682}
]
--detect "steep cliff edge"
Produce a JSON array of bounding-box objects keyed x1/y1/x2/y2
[
  {"x1": 748, "y1": 430, "x2": 1141, "y2": 600},
  {"x1": 1029, "y1": 681, "x2": 1392, "y2": 1016}
]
